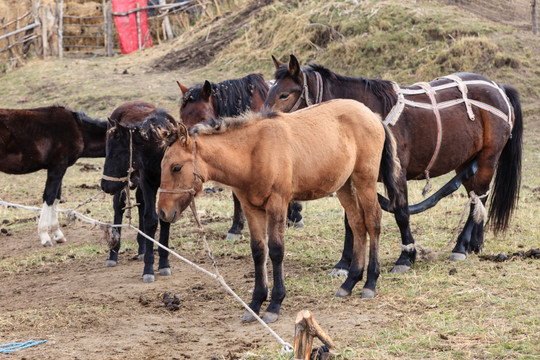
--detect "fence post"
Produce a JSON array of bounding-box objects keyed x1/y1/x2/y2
[
  {"x1": 106, "y1": 1, "x2": 113, "y2": 56},
  {"x1": 159, "y1": 0, "x2": 174, "y2": 40},
  {"x1": 533, "y1": 0, "x2": 539, "y2": 35},
  {"x1": 58, "y1": 0, "x2": 63, "y2": 58},
  {"x1": 41, "y1": 5, "x2": 48, "y2": 58}
]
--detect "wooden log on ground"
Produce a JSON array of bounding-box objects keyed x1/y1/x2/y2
[{"x1": 293, "y1": 310, "x2": 335, "y2": 360}]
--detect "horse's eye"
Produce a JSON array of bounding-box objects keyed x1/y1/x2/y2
[
  {"x1": 172, "y1": 166, "x2": 182, "y2": 173},
  {"x1": 279, "y1": 93, "x2": 290, "y2": 100}
]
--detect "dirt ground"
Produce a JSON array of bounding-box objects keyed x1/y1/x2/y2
[{"x1": 0, "y1": 188, "x2": 384, "y2": 360}]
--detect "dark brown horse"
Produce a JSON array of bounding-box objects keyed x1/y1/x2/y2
[
  {"x1": 265, "y1": 55, "x2": 523, "y2": 273},
  {"x1": 100, "y1": 101, "x2": 178, "y2": 282},
  {"x1": 177, "y1": 73, "x2": 304, "y2": 239},
  {"x1": 0, "y1": 106, "x2": 107, "y2": 246},
  {"x1": 157, "y1": 99, "x2": 405, "y2": 323}
]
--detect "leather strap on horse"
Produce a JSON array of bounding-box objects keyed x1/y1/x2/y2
[
  {"x1": 289, "y1": 70, "x2": 323, "y2": 112},
  {"x1": 441, "y1": 74, "x2": 475, "y2": 121},
  {"x1": 414, "y1": 82, "x2": 442, "y2": 197}
]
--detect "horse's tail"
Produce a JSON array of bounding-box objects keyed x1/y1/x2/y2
[
  {"x1": 380, "y1": 124, "x2": 405, "y2": 210},
  {"x1": 488, "y1": 84, "x2": 523, "y2": 234}
]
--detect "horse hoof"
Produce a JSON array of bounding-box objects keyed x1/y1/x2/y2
[
  {"x1": 142, "y1": 274, "x2": 155, "y2": 283},
  {"x1": 335, "y1": 287, "x2": 351, "y2": 298},
  {"x1": 105, "y1": 260, "x2": 117, "y2": 267},
  {"x1": 226, "y1": 232, "x2": 243, "y2": 240},
  {"x1": 449, "y1": 253, "x2": 467, "y2": 262},
  {"x1": 54, "y1": 235, "x2": 66, "y2": 243},
  {"x1": 241, "y1": 311, "x2": 257, "y2": 323},
  {"x1": 42, "y1": 240, "x2": 53, "y2": 247},
  {"x1": 361, "y1": 288, "x2": 376, "y2": 299},
  {"x1": 329, "y1": 268, "x2": 349, "y2": 278},
  {"x1": 263, "y1": 312, "x2": 279, "y2": 323},
  {"x1": 287, "y1": 219, "x2": 304, "y2": 228},
  {"x1": 391, "y1": 265, "x2": 411, "y2": 273},
  {"x1": 159, "y1": 268, "x2": 171, "y2": 276},
  {"x1": 137, "y1": 254, "x2": 145, "y2": 261}
]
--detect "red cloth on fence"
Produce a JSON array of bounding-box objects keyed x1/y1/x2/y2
[{"x1": 112, "y1": 0, "x2": 153, "y2": 54}]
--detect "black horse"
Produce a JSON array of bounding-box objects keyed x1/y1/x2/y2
[
  {"x1": 177, "y1": 73, "x2": 304, "y2": 239},
  {"x1": 265, "y1": 55, "x2": 523, "y2": 274},
  {"x1": 0, "y1": 106, "x2": 107, "y2": 246},
  {"x1": 101, "y1": 101, "x2": 177, "y2": 282}
]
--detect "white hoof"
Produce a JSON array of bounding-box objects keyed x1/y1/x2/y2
[
  {"x1": 449, "y1": 253, "x2": 467, "y2": 262},
  {"x1": 287, "y1": 219, "x2": 304, "y2": 228},
  {"x1": 335, "y1": 287, "x2": 351, "y2": 298},
  {"x1": 329, "y1": 268, "x2": 349, "y2": 278},
  {"x1": 263, "y1": 312, "x2": 279, "y2": 323},
  {"x1": 142, "y1": 274, "x2": 155, "y2": 283},
  {"x1": 106, "y1": 260, "x2": 117, "y2": 267},
  {"x1": 242, "y1": 311, "x2": 257, "y2": 323},
  {"x1": 226, "y1": 232, "x2": 243, "y2": 240},
  {"x1": 361, "y1": 288, "x2": 376, "y2": 298},
  {"x1": 391, "y1": 265, "x2": 411, "y2": 273},
  {"x1": 53, "y1": 231, "x2": 66, "y2": 243},
  {"x1": 159, "y1": 268, "x2": 171, "y2": 276}
]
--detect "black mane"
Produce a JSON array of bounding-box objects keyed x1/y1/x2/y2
[{"x1": 182, "y1": 73, "x2": 269, "y2": 117}]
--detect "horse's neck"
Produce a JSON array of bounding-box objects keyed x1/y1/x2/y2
[
  {"x1": 79, "y1": 120, "x2": 107, "y2": 158},
  {"x1": 324, "y1": 77, "x2": 387, "y2": 116},
  {"x1": 197, "y1": 135, "x2": 248, "y2": 188}
]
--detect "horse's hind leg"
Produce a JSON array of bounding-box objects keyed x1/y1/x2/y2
[
  {"x1": 334, "y1": 183, "x2": 368, "y2": 297},
  {"x1": 239, "y1": 201, "x2": 270, "y2": 323},
  {"x1": 38, "y1": 167, "x2": 66, "y2": 246},
  {"x1": 106, "y1": 191, "x2": 126, "y2": 267},
  {"x1": 450, "y1": 162, "x2": 492, "y2": 261},
  {"x1": 227, "y1": 192, "x2": 245, "y2": 240}
]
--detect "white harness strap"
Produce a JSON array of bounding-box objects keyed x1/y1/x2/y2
[
  {"x1": 383, "y1": 82, "x2": 405, "y2": 126},
  {"x1": 442, "y1": 74, "x2": 475, "y2": 121}
]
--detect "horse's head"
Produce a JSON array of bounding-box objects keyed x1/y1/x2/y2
[
  {"x1": 264, "y1": 54, "x2": 304, "y2": 113},
  {"x1": 178, "y1": 80, "x2": 216, "y2": 128},
  {"x1": 101, "y1": 119, "x2": 140, "y2": 194},
  {"x1": 158, "y1": 123, "x2": 204, "y2": 223}
]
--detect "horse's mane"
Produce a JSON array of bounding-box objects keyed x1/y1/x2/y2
[
  {"x1": 274, "y1": 63, "x2": 397, "y2": 115},
  {"x1": 181, "y1": 73, "x2": 269, "y2": 117},
  {"x1": 138, "y1": 108, "x2": 179, "y2": 147},
  {"x1": 189, "y1": 109, "x2": 278, "y2": 137}
]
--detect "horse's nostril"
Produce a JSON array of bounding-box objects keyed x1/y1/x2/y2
[{"x1": 159, "y1": 209, "x2": 166, "y2": 221}]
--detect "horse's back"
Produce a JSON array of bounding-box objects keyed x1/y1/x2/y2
[
  {"x1": 111, "y1": 101, "x2": 157, "y2": 125},
  {"x1": 0, "y1": 107, "x2": 83, "y2": 174}
]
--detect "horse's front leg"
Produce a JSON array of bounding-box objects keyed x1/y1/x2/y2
[
  {"x1": 135, "y1": 187, "x2": 146, "y2": 260},
  {"x1": 106, "y1": 191, "x2": 125, "y2": 267},
  {"x1": 39, "y1": 167, "x2": 67, "y2": 246},
  {"x1": 226, "y1": 192, "x2": 245, "y2": 240},
  {"x1": 263, "y1": 196, "x2": 288, "y2": 323},
  {"x1": 391, "y1": 174, "x2": 416, "y2": 273},
  {"x1": 141, "y1": 184, "x2": 159, "y2": 283},
  {"x1": 287, "y1": 201, "x2": 304, "y2": 227},
  {"x1": 240, "y1": 202, "x2": 269, "y2": 323},
  {"x1": 157, "y1": 219, "x2": 171, "y2": 276}
]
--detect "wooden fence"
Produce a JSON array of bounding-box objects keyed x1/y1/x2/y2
[{"x1": 0, "y1": 0, "x2": 200, "y2": 69}]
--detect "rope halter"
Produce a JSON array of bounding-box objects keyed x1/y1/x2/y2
[
  {"x1": 158, "y1": 140, "x2": 205, "y2": 198},
  {"x1": 289, "y1": 70, "x2": 323, "y2": 112}
]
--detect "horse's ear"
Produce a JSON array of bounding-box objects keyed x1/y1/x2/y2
[
  {"x1": 272, "y1": 55, "x2": 284, "y2": 70},
  {"x1": 201, "y1": 80, "x2": 212, "y2": 101},
  {"x1": 107, "y1": 117, "x2": 119, "y2": 131},
  {"x1": 288, "y1": 54, "x2": 301, "y2": 79},
  {"x1": 177, "y1": 123, "x2": 190, "y2": 146},
  {"x1": 176, "y1": 81, "x2": 189, "y2": 96}
]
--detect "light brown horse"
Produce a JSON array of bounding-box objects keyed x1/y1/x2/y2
[{"x1": 157, "y1": 99, "x2": 404, "y2": 323}]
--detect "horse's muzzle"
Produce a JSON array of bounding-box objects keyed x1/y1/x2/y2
[{"x1": 159, "y1": 208, "x2": 178, "y2": 223}]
